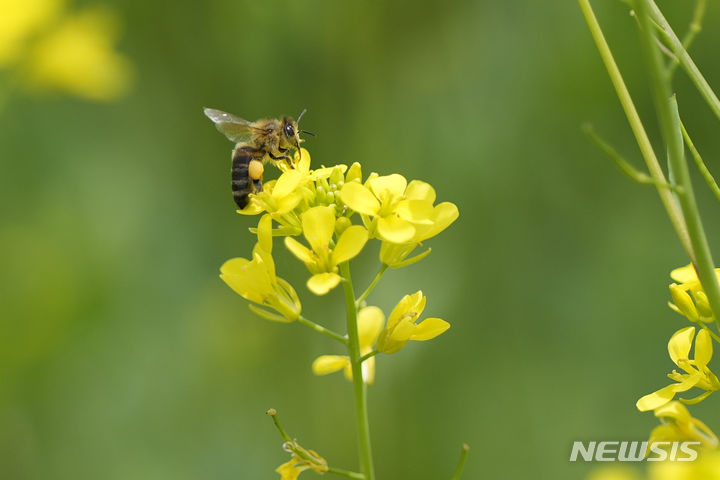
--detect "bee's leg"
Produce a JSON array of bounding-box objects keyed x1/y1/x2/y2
[{"x1": 268, "y1": 152, "x2": 293, "y2": 168}]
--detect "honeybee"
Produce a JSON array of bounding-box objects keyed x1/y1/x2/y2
[{"x1": 203, "y1": 107, "x2": 312, "y2": 208}]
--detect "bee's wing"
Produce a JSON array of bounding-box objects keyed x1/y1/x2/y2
[{"x1": 203, "y1": 107, "x2": 257, "y2": 143}]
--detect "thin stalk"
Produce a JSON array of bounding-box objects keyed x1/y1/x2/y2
[
  {"x1": 577, "y1": 0, "x2": 692, "y2": 257},
  {"x1": 340, "y1": 262, "x2": 375, "y2": 480},
  {"x1": 680, "y1": 122, "x2": 720, "y2": 203},
  {"x1": 648, "y1": 0, "x2": 720, "y2": 123},
  {"x1": 666, "y1": 0, "x2": 706, "y2": 77},
  {"x1": 297, "y1": 315, "x2": 347, "y2": 344},
  {"x1": 635, "y1": 0, "x2": 720, "y2": 330},
  {"x1": 356, "y1": 264, "x2": 388, "y2": 307},
  {"x1": 359, "y1": 350, "x2": 379, "y2": 364},
  {"x1": 450, "y1": 444, "x2": 470, "y2": 480}
]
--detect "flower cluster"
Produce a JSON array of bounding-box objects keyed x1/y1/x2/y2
[
  {"x1": 0, "y1": 0, "x2": 133, "y2": 101},
  {"x1": 221, "y1": 148, "x2": 457, "y2": 302},
  {"x1": 631, "y1": 264, "x2": 720, "y2": 472},
  {"x1": 219, "y1": 148, "x2": 459, "y2": 478}
]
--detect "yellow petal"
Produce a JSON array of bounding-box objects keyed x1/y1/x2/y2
[
  {"x1": 694, "y1": 328, "x2": 713, "y2": 367},
  {"x1": 669, "y1": 283, "x2": 697, "y2": 320},
  {"x1": 257, "y1": 214, "x2": 273, "y2": 253},
  {"x1": 413, "y1": 202, "x2": 460, "y2": 241},
  {"x1": 332, "y1": 225, "x2": 368, "y2": 265},
  {"x1": 312, "y1": 355, "x2": 350, "y2": 375},
  {"x1": 284, "y1": 237, "x2": 315, "y2": 266},
  {"x1": 368, "y1": 174, "x2": 407, "y2": 200},
  {"x1": 653, "y1": 401, "x2": 691, "y2": 423},
  {"x1": 411, "y1": 317, "x2": 450, "y2": 341},
  {"x1": 404, "y1": 180, "x2": 436, "y2": 203},
  {"x1": 394, "y1": 200, "x2": 434, "y2": 225},
  {"x1": 671, "y1": 264, "x2": 698, "y2": 284},
  {"x1": 668, "y1": 326, "x2": 695, "y2": 366},
  {"x1": 273, "y1": 169, "x2": 303, "y2": 198},
  {"x1": 294, "y1": 148, "x2": 311, "y2": 172},
  {"x1": 220, "y1": 257, "x2": 251, "y2": 275},
  {"x1": 302, "y1": 206, "x2": 335, "y2": 253},
  {"x1": 362, "y1": 357, "x2": 376, "y2": 385},
  {"x1": 236, "y1": 198, "x2": 265, "y2": 215},
  {"x1": 636, "y1": 384, "x2": 677, "y2": 412},
  {"x1": 307, "y1": 272, "x2": 342, "y2": 295},
  {"x1": 376, "y1": 215, "x2": 415, "y2": 243},
  {"x1": 345, "y1": 162, "x2": 362, "y2": 183},
  {"x1": 389, "y1": 319, "x2": 416, "y2": 343},
  {"x1": 340, "y1": 182, "x2": 380, "y2": 215},
  {"x1": 358, "y1": 306, "x2": 385, "y2": 348},
  {"x1": 387, "y1": 291, "x2": 425, "y2": 328},
  {"x1": 275, "y1": 192, "x2": 303, "y2": 214}
]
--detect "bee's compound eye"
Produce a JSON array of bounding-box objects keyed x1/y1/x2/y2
[
  {"x1": 248, "y1": 160, "x2": 264, "y2": 180},
  {"x1": 284, "y1": 124, "x2": 295, "y2": 137}
]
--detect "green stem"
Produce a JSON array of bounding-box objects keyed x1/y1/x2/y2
[
  {"x1": 648, "y1": 0, "x2": 720, "y2": 123},
  {"x1": 327, "y1": 467, "x2": 366, "y2": 479},
  {"x1": 297, "y1": 315, "x2": 347, "y2": 344},
  {"x1": 267, "y1": 409, "x2": 292, "y2": 442},
  {"x1": 359, "y1": 350, "x2": 379, "y2": 364},
  {"x1": 450, "y1": 444, "x2": 470, "y2": 480},
  {"x1": 340, "y1": 262, "x2": 375, "y2": 480},
  {"x1": 356, "y1": 264, "x2": 388, "y2": 307},
  {"x1": 577, "y1": 0, "x2": 692, "y2": 257},
  {"x1": 635, "y1": 0, "x2": 720, "y2": 331}
]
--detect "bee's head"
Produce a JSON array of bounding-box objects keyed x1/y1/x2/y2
[{"x1": 281, "y1": 109, "x2": 313, "y2": 160}]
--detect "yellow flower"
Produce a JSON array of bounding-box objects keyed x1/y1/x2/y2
[
  {"x1": 284, "y1": 206, "x2": 368, "y2": 295},
  {"x1": 668, "y1": 264, "x2": 719, "y2": 323},
  {"x1": 220, "y1": 215, "x2": 301, "y2": 321},
  {"x1": 379, "y1": 193, "x2": 459, "y2": 268},
  {"x1": 636, "y1": 327, "x2": 720, "y2": 412},
  {"x1": 25, "y1": 7, "x2": 132, "y2": 101},
  {"x1": 238, "y1": 168, "x2": 306, "y2": 217},
  {"x1": 275, "y1": 458, "x2": 306, "y2": 480},
  {"x1": 377, "y1": 291, "x2": 450, "y2": 354},
  {"x1": 275, "y1": 440, "x2": 328, "y2": 480},
  {"x1": 312, "y1": 306, "x2": 384, "y2": 384},
  {"x1": 649, "y1": 401, "x2": 718, "y2": 450},
  {"x1": 340, "y1": 174, "x2": 442, "y2": 243},
  {"x1": 0, "y1": 0, "x2": 61, "y2": 66}
]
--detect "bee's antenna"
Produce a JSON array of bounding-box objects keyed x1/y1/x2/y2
[
  {"x1": 297, "y1": 108, "x2": 307, "y2": 123},
  {"x1": 300, "y1": 130, "x2": 316, "y2": 136}
]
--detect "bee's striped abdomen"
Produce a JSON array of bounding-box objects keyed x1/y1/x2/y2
[{"x1": 231, "y1": 146, "x2": 262, "y2": 208}]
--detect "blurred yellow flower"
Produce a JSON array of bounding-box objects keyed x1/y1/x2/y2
[
  {"x1": 377, "y1": 291, "x2": 449, "y2": 354},
  {"x1": 24, "y1": 7, "x2": 133, "y2": 101},
  {"x1": 284, "y1": 205, "x2": 368, "y2": 295},
  {"x1": 312, "y1": 306, "x2": 384, "y2": 384},
  {"x1": 586, "y1": 466, "x2": 642, "y2": 480},
  {"x1": 637, "y1": 327, "x2": 720, "y2": 412},
  {"x1": 649, "y1": 401, "x2": 718, "y2": 450},
  {"x1": 220, "y1": 215, "x2": 301, "y2": 321},
  {"x1": 0, "y1": 0, "x2": 62, "y2": 65}
]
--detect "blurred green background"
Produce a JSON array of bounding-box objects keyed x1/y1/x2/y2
[{"x1": 2, "y1": 1, "x2": 720, "y2": 478}]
